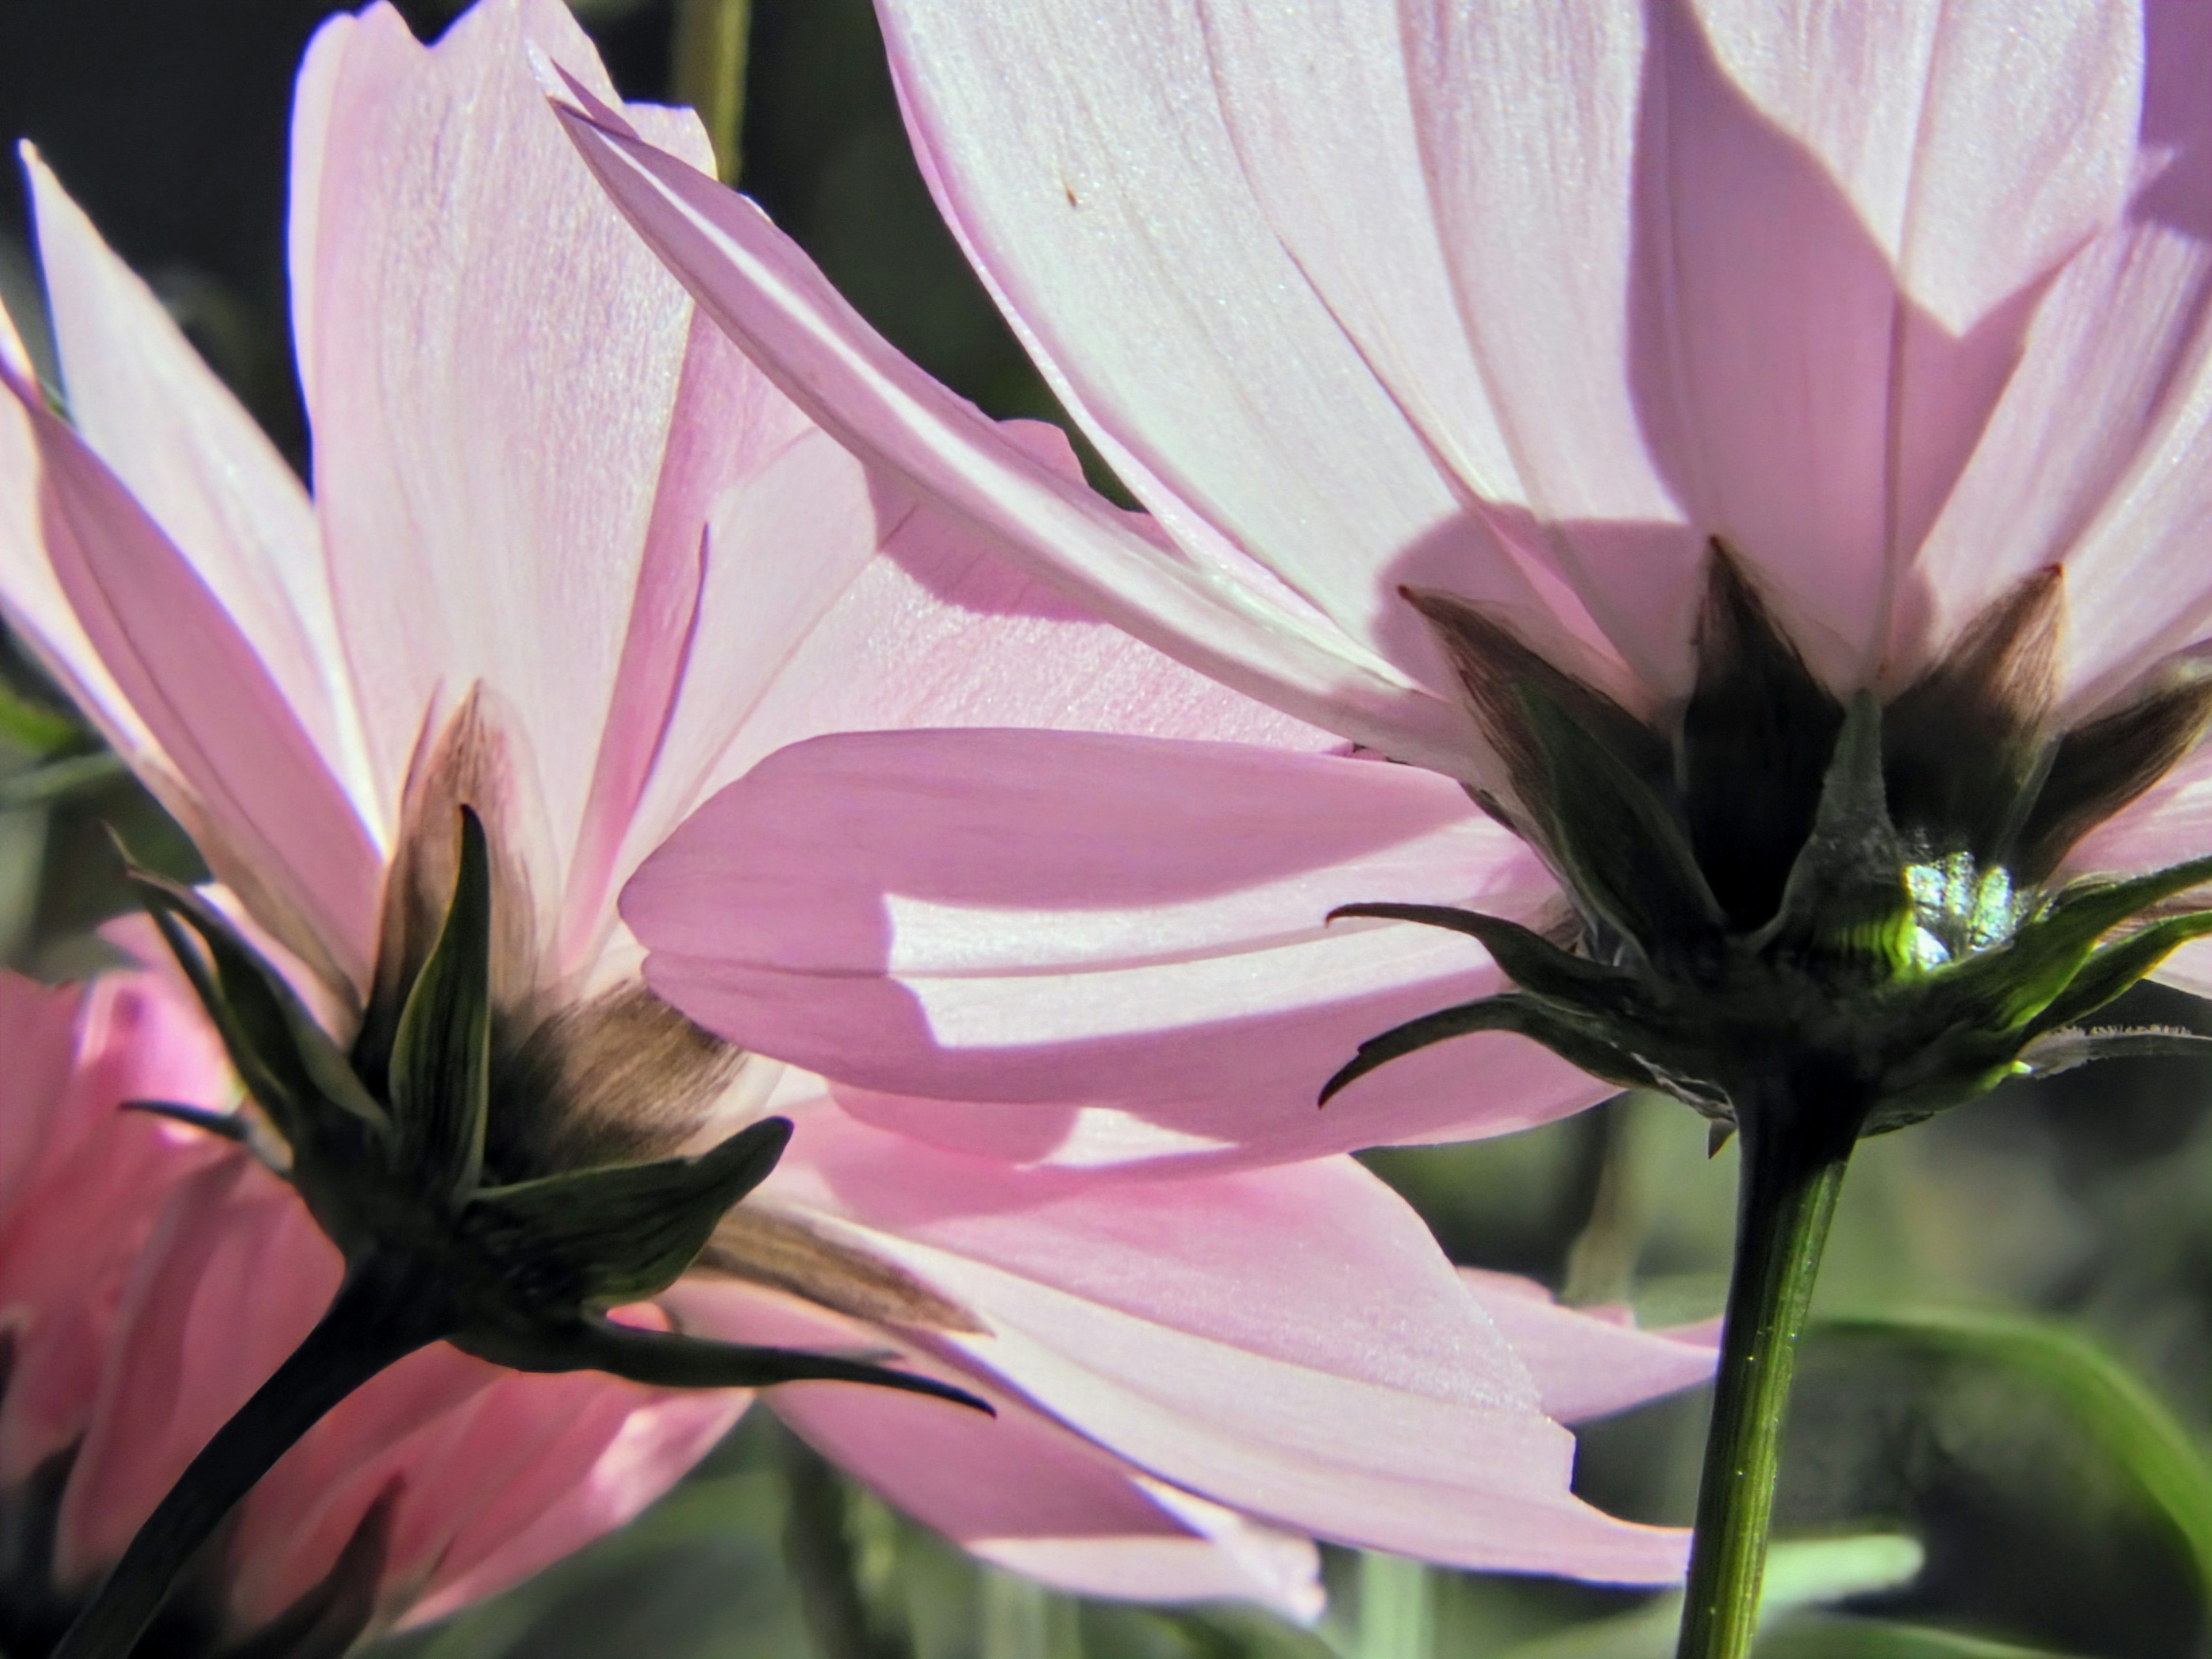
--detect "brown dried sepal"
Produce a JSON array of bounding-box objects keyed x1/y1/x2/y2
[{"x1": 698, "y1": 1207, "x2": 986, "y2": 1334}]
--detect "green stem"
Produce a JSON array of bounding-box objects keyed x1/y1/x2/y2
[
  {"x1": 53, "y1": 1256, "x2": 449, "y2": 1659},
  {"x1": 781, "y1": 1429, "x2": 902, "y2": 1659},
  {"x1": 1673, "y1": 1107, "x2": 1851, "y2": 1659},
  {"x1": 671, "y1": 0, "x2": 752, "y2": 184}
]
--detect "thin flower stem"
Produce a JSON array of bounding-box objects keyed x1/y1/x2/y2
[
  {"x1": 52, "y1": 1255, "x2": 449, "y2": 1659},
  {"x1": 671, "y1": 0, "x2": 751, "y2": 184},
  {"x1": 781, "y1": 1427, "x2": 903, "y2": 1659},
  {"x1": 1673, "y1": 1107, "x2": 1851, "y2": 1659}
]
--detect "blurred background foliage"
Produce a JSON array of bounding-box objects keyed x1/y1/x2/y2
[{"x1": 5, "y1": 2, "x2": 2212, "y2": 1656}]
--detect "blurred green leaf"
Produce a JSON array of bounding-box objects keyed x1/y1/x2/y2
[
  {"x1": 0, "y1": 677, "x2": 79, "y2": 756},
  {"x1": 1493, "y1": 1535, "x2": 1925, "y2": 1659},
  {"x1": 1781, "y1": 1309, "x2": 2211, "y2": 1656},
  {"x1": 0, "y1": 752, "x2": 126, "y2": 810},
  {"x1": 1810, "y1": 1310, "x2": 2212, "y2": 1593},
  {"x1": 0, "y1": 805, "x2": 46, "y2": 963},
  {"x1": 1756, "y1": 1614, "x2": 2084, "y2": 1657}
]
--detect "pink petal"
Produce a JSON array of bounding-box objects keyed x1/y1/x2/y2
[
  {"x1": 232, "y1": 1344, "x2": 744, "y2": 1630},
  {"x1": 0, "y1": 972, "x2": 232, "y2": 1490},
  {"x1": 1415, "y1": 0, "x2": 2140, "y2": 692},
  {"x1": 627, "y1": 729, "x2": 1602, "y2": 1166},
  {"x1": 767, "y1": 1116, "x2": 1680, "y2": 1581},
  {"x1": 0, "y1": 295, "x2": 151, "y2": 766},
  {"x1": 25, "y1": 152, "x2": 370, "y2": 813},
  {"x1": 293, "y1": 1, "x2": 724, "y2": 934},
  {"x1": 703, "y1": 1105, "x2": 1689, "y2": 1582},
  {"x1": 676, "y1": 1282, "x2": 1323, "y2": 1615},
  {"x1": 54, "y1": 1157, "x2": 340, "y2": 1585},
  {"x1": 396, "y1": 1389, "x2": 743, "y2": 1628},
  {"x1": 556, "y1": 306, "x2": 814, "y2": 972},
  {"x1": 0, "y1": 351, "x2": 382, "y2": 991},
  {"x1": 609, "y1": 417, "x2": 1328, "y2": 934},
  {"x1": 2068, "y1": 740, "x2": 2212, "y2": 997},
  {"x1": 1902, "y1": 133, "x2": 2212, "y2": 702},
  {"x1": 881, "y1": 0, "x2": 1635, "y2": 698},
  {"x1": 543, "y1": 66, "x2": 1486, "y2": 778},
  {"x1": 1457, "y1": 1270, "x2": 1717, "y2": 1426}
]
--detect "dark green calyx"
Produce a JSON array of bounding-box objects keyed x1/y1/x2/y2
[
  {"x1": 1336, "y1": 551, "x2": 2212, "y2": 1141},
  {"x1": 66, "y1": 811, "x2": 984, "y2": 1659},
  {"x1": 122, "y1": 807, "x2": 987, "y2": 1414}
]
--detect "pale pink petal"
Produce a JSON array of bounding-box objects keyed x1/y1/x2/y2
[
  {"x1": 782, "y1": 1362, "x2": 1322, "y2": 1615},
  {"x1": 233, "y1": 1342, "x2": 744, "y2": 1630},
  {"x1": 740, "y1": 1115, "x2": 1682, "y2": 1582},
  {"x1": 1900, "y1": 11, "x2": 2212, "y2": 707},
  {"x1": 25, "y1": 151, "x2": 372, "y2": 814},
  {"x1": 0, "y1": 292, "x2": 164, "y2": 775},
  {"x1": 54, "y1": 1157, "x2": 339, "y2": 1586},
  {"x1": 397, "y1": 1389, "x2": 743, "y2": 1628},
  {"x1": 706, "y1": 1107, "x2": 1689, "y2": 1582},
  {"x1": 609, "y1": 418, "x2": 1327, "y2": 934},
  {"x1": 295, "y1": 1, "x2": 720, "y2": 931},
  {"x1": 879, "y1": 0, "x2": 1633, "y2": 696},
  {"x1": 0, "y1": 975, "x2": 78, "y2": 1213},
  {"x1": 0, "y1": 972, "x2": 231, "y2": 1488},
  {"x1": 1456, "y1": 1270, "x2": 1717, "y2": 1426},
  {"x1": 627, "y1": 730, "x2": 1602, "y2": 1166},
  {"x1": 0, "y1": 354, "x2": 380, "y2": 991},
  {"x1": 675, "y1": 1281, "x2": 1324, "y2": 1615},
  {"x1": 556, "y1": 307, "x2": 814, "y2": 972},
  {"x1": 544, "y1": 67, "x2": 1484, "y2": 778},
  {"x1": 224, "y1": 1340, "x2": 501, "y2": 1624},
  {"x1": 766, "y1": 1108, "x2": 1536, "y2": 1398}
]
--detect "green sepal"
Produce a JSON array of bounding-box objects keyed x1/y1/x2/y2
[
  {"x1": 1320, "y1": 991, "x2": 1665, "y2": 1107},
  {"x1": 2036, "y1": 850, "x2": 2212, "y2": 944},
  {"x1": 1515, "y1": 681, "x2": 1726, "y2": 974},
  {"x1": 2017, "y1": 1025, "x2": 2212, "y2": 1077},
  {"x1": 388, "y1": 806, "x2": 493, "y2": 1205},
  {"x1": 1757, "y1": 694, "x2": 1912, "y2": 980},
  {"x1": 2018, "y1": 671, "x2": 2212, "y2": 879},
  {"x1": 1326, "y1": 902, "x2": 1649, "y2": 1019},
  {"x1": 464, "y1": 1115, "x2": 794, "y2": 1309},
  {"x1": 128, "y1": 869, "x2": 389, "y2": 1147},
  {"x1": 1679, "y1": 544, "x2": 1846, "y2": 933},
  {"x1": 2017, "y1": 907, "x2": 2212, "y2": 1041},
  {"x1": 1880, "y1": 567, "x2": 2062, "y2": 866},
  {"x1": 1932, "y1": 852, "x2": 2212, "y2": 1035},
  {"x1": 460, "y1": 1313, "x2": 993, "y2": 1414}
]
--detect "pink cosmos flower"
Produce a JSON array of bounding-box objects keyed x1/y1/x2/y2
[
  {"x1": 553, "y1": 1, "x2": 2212, "y2": 1160},
  {"x1": 0, "y1": 0, "x2": 1709, "y2": 1601},
  {"x1": 0, "y1": 953, "x2": 738, "y2": 1650}
]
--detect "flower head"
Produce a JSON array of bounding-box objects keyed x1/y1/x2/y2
[
  {"x1": 559, "y1": 1, "x2": 2212, "y2": 1150},
  {"x1": 2, "y1": 0, "x2": 1709, "y2": 1605}
]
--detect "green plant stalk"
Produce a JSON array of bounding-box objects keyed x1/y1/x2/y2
[
  {"x1": 671, "y1": 0, "x2": 751, "y2": 184},
  {"x1": 1675, "y1": 1105, "x2": 1852, "y2": 1659},
  {"x1": 53, "y1": 1255, "x2": 451, "y2": 1659}
]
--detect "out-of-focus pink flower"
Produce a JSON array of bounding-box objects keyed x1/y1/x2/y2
[
  {"x1": 0, "y1": 0, "x2": 1706, "y2": 1605},
  {"x1": 0, "y1": 959, "x2": 738, "y2": 1650},
  {"x1": 555, "y1": 2, "x2": 2212, "y2": 1142}
]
